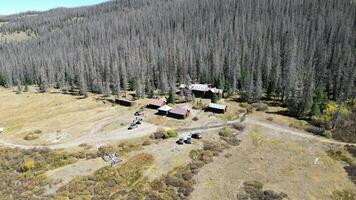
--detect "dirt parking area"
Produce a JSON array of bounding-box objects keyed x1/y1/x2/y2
[{"x1": 191, "y1": 126, "x2": 356, "y2": 200}]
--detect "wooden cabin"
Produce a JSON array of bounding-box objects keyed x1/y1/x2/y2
[
  {"x1": 168, "y1": 107, "x2": 190, "y2": 119},
  {"x1": 158, "y1": 105, "x2": 172, "y2": 115},
  {"x1": 147, "y1": 99, "x2": 166, "y2": 109},
  {"x1": 207, "y1": 103, "x2": 227, "y2": 113},
  {"x1": 115, "y1": 98, "x2": 135, "y2": 107}
]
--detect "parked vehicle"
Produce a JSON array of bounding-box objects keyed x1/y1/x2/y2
[
  {"x1": 176, "y1": 137, "x2": 184, "y2": 145},
  {"x1": 128, "y1": 124, "x2": 138, "y2": 130},
  {"x1": 185, "y1": 137, "x2": 192, "y2": 144},
  {"x1": 191, "y1": 133, "x2": 202, "y2": 139},
  {"x1": 134, "y1": 111, "x2": 143, "y2": 116}
]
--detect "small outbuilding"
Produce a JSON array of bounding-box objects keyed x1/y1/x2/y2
[
  {"x1": 189, "y1": 84, "x2": 210, "y2": 97},
  {"x1": 168, "y1": 107, "x2": 190, "y2": 119},
  {"x1": 207, "y1": 103, "x2": 227, "y2": 113},
  {"x1": 147, "y1": 99, "x2": 166, "y2": 109},
  {"x1": 158, "y1": 105, "x2": 172, "y2": 115},
  {"x1": 115, "y1": 98, "x2": 135, "y2": 107}
]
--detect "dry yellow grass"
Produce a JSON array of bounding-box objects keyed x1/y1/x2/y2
[
  {"x1": 191, "y1": 127, "x2": 356, "y2": 200},
  {"x1": 0, "y1": 87, "x2": 125, "y2": 144},
  {"x1": 0, "y1": 30, "x2": 35, "y2": 43}
]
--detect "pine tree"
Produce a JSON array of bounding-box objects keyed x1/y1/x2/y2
[
  {"x1": 211, "y1": 93, "x2": 219, "y2": 103},
  {"x1": 168, "y1": 88, "x2": 176, "y2": 104}
]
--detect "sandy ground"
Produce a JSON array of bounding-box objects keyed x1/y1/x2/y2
[
  {"x1": 44, "y1": 158, "x2": 107, "y2": 195},
  {"x1": 191, "y1": 125, "x2": 356, "y2": 200},
  {"x1": 0, "y1": 30, "x2": 35, "y2": 43}
]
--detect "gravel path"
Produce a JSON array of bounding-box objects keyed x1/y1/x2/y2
[{"x1": 0, "y1": 115, "x2": 354, "y2": 149}]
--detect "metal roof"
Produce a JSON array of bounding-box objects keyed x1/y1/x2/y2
[
  {"x1": 189, "y1": 84, "x2": 210, "y2": 92},
  {"x1": 210, "y1": 87, "x2": 223, "y2": 94},
  {"x1": 158, "y1": 105, "x2": 172, "y2": 112},
  {"x1": 169, "y1": 107, "x2": 189, "y2": 115},
  {"x1": 208, "y1": 103, "x2": 227, "y2": 110},
  {"x1": 149, "y1": 99, "x2": 166, "y2": 107}
]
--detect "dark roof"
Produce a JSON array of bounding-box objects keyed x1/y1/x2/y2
[{"x1": 169, "y1": 107, "x2": 189, "y2": 116}]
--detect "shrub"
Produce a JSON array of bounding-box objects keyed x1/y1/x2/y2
[
  {"x1": 243, "y1": 181, "x2": 263, "y2": 200},
  {"x1": 331, "y1": 190, "x2": 356, "y2": 200},
  {"x1": 324, "y1": 130, "x2": 332, "y2": 139},
  {"x1": 182, "y1": 172, "x2": 193, "y2": 181},
  {"x1": 24, "y1": 133, "x2": 40, "y2": 141},
  {"x1": 153, "y1": 129, "x2": 177, "y2": 139},
  {"x1": 232, "y1": 122, "x2": 246, "y2": 131},
  {"x1": 166, "y1": 129, "x2": 178, "y2": 138},
  {"x1": 23, "y1": 159, "x2": 35, "y2": 171},
  {"x1": 152, "y1": 128, "x2": 166, "y2": 139},
  {"x1": 224, "y1": 153, "x2": 232, "y2": 158},
  {"x1": 266, "y1": 117, "x2": 273, "y2": 121},
  {"x1": 263, "y1": 190, "x2": 288, "y2": 200},
  {"x1": 189, "y1": 161, "x2": 204, "y2": 170},
  {"x1": 203, "y1": 141, "x2": 222, "y2": 153},
  {"x1": 192, "y1": 116, "x2": 199, "y2": 121},
  {"x1": 218, "y1": 127, "x2": 234, "y2": 138},
  {"x1": 252, "y1": 103, "x2": 269, "y2": 111},
  {"x1": 304, "y1": 126, "x2": 325, "y2": 136},
  {"x1": 189, "y1": 150, "x2": 201, "y2": 160},
  {"x1": 142, "y1": 139, "x2": 152, "y2": 146},
  {"x1": 240, "y1": 102, "x2": 250, "y2": 108}
]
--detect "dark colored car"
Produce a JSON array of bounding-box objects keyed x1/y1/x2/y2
[
  {"x1": 176, "y1": 138, "x2": 184, "y2": 145},
  {"x1": 191, "y1": 133, "x2": 202, "y2": 139},
  {"x1": 185, "y1": 137, "x2": 192, "y2": 144},
  {"x1": 134, "y1": 111, "x2": 143, "y2": 116}
]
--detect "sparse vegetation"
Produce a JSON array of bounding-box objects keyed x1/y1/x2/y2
[
  {"x1": 327, "y1": 147, "x2": 356, "y2": 185},
  {"x1": 232, "y1": 122, "x2": 246, "y2": 131},
  {"x1": 236, "y1": 181, "x2": 288, "y2": 200},
  {"x1": 23, "y1": 129, "x2": 42, "y2": 140},
  {"x1": 332, "y1": 190, "x2": 356, "y2": 200},
  {"x1": 218, "y1": 127, "x2": 241, "y2": 146},
  {"x1": 152, "y1": 128, "x2": 178, "y2": 139},
  {"x1": 252, "y1": 103, "x2": 269, "y2": 112},
  {"x1": 0, "y1": 147, "x2": 89, "y2": 199}
]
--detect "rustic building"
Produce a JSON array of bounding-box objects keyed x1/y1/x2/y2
[
  {"x1": 168, "y1": 107, "x2": 190, "y2": 119},
  {"x1": 147, "y1": 99, "x2": 166, "y2": 109},
  {"x1": 115, "y1": 98, "x2": 135, "y2": 107},
  {"x1": 158, "y1": 105, "x2": 172, "y2": 115},
  {"x1": 207, "y1": 103, "x2": 227, "y2": 113}
]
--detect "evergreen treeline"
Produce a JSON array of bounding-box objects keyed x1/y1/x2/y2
[{"x1": 0, "y1": 0, "x2": 355, "y2": 117}]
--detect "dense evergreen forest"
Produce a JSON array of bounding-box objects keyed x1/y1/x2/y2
[{"x1": 0, "y1": 0, "x2": 355, "y2": 117}]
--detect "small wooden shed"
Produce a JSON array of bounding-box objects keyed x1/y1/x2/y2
[
  {"x1": 147, "y1": 99, "x2": 166, "y2": 109},
  {"x1": 207, "y1": 103, "x2": 227, "y2": 113},
  {"x1": 115, "y1": 98, "x2": 135, "y2": 107},
  {"x1": 168, "y1": 107, "x2": 190, "y2": 119}
]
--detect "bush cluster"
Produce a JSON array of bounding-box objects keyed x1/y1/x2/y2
[
  {"x1": 152, "y1": 128, "x2": 178, "y2": 139},
  {"x1": 218, "y1": 127, "x2": 241, "y2": 146},
  {"x1": 252, "y1": 103, "x2": 269, "y2": 112},
  {"x1": 237, "y1": 181, "x2": 288, "y2": 200}
]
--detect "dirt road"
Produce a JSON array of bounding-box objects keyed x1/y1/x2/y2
[
  {"x1": 0, "y1": 115, "x2": 354, "y2": 149},
  {"x1": 0, "y1": 115, "x2": 160, "y2": 149}
]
